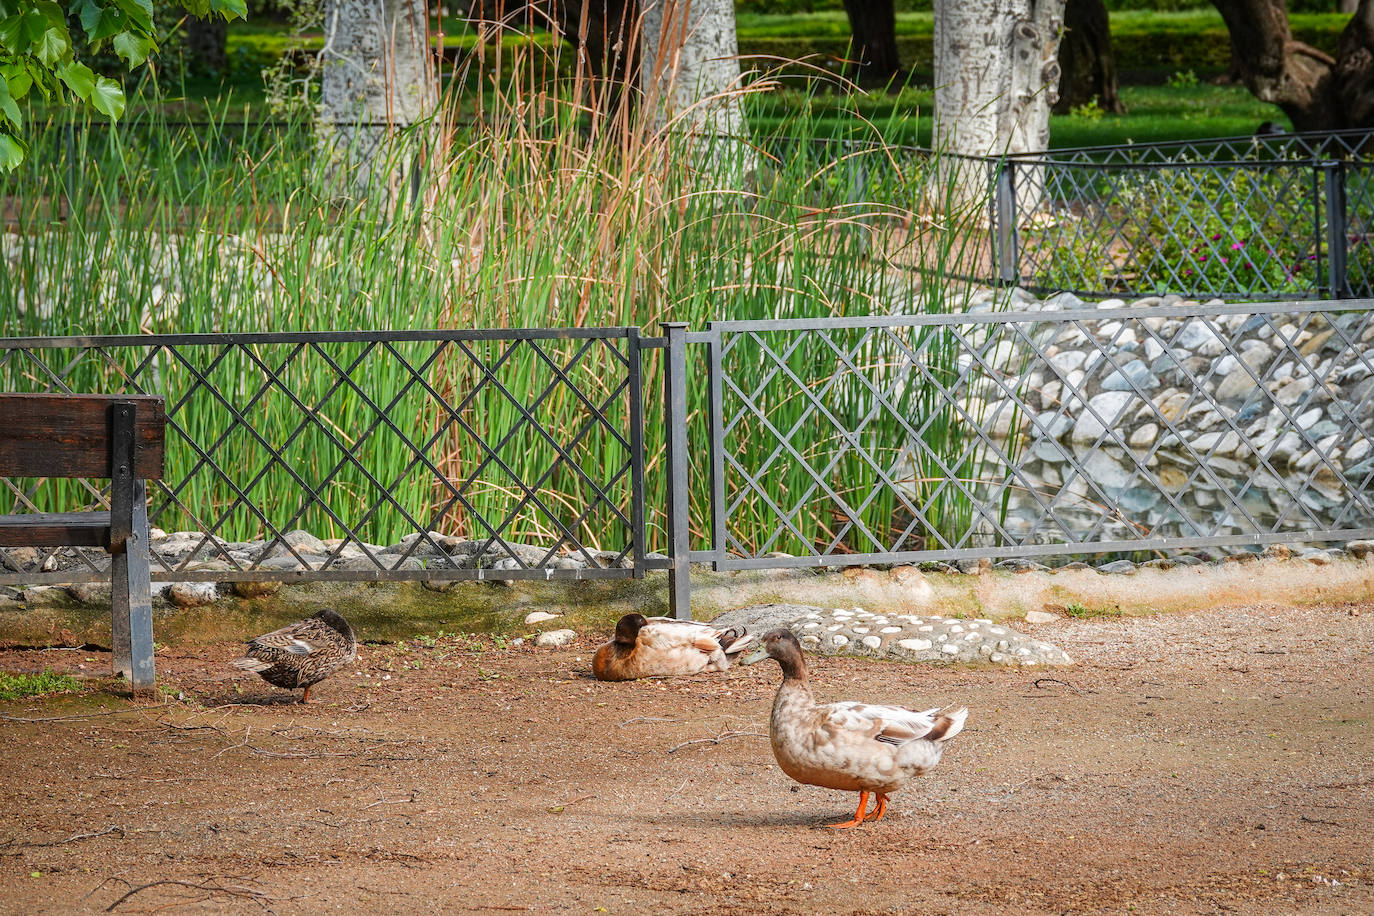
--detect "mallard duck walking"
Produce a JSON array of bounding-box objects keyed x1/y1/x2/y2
[
  {"x1": 592, "y1": 613, "x2": 754, "y2": 681},
  {"x1": 743, "y1": 628, "x2": 967, "y2": 828},
  {"x1": 232, "y1": 609, "x2": 357, "y2": 703}
]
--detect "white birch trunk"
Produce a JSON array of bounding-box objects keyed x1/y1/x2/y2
[
  {"x1": 640, "y1": 0, "x2": 752, "y2": 181},
  {"x1": 933, "y1": 0, "x2": 1064, "y2": 212},
  {"x1": 319, "y1": 0, "x2": 437, "y2": 194}
]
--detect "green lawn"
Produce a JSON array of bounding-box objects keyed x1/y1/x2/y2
[{"x1": 94, "y1": 9, "x2": 1306, "y2": 149}]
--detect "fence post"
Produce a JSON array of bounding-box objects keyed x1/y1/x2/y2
[
  {"x1": 995, "y1": 160, "x2": 1019, "y2": 286},
  {"x1": 661, "y1": 322, "x2": 693, "y2": 621},
  {"x1": 1323, "y1": 160, "x2": 1350, "y2": 298}
]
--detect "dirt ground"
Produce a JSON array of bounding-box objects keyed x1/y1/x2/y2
[{"x1": 0, "y1": 601, "x2": 1371, "y2": 915}]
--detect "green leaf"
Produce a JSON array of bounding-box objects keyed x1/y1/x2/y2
[
  {"x1": 76, "y1": 0, "x2": 102, "y2": 34},
  {"x1": 0, "y1": 76, "x2": 19, "y2": 128},
  {"x1": 110, "y1": 0, "x2": 151, "y2": 35},
  {"x1": 35, "y1": 25, "x2": 69, "y2": 65},
  {"x1": 209, "y1": 0, "x2": 247, "y2": 21},
  {"x1": 0, "y1": 9, "x2": 46, "y2": 53},
  {"x1": 1, "y1": 63, "x2": 31, "y2": 99},
  {"x1": 57, "y1": 60, "x2": 94, "y2": 101},
  {"x1": 89, "y1": 5, "x2": 125, "y2": 41},
  {"x1": 111, "y1": 30, "x2": 150, "y2": 66},
  {"x1": 89, "y1": 74, "x2": 123, "y2": 118},
  {"x1": 0, "y1": 132, "x2": 23, "y2": 171}
]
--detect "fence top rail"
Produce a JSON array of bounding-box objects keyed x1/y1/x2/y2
[
  {"x1": 0, "y1": 327, "x2": 643, "y2": 350},
  {"x1": 1008, "y1": 126, "x2": 1374, "y2": 159},
  {"x1": 706, "y1": 298, "x2": 1374, "y2": 334},
  {"x1": 1005, "y1": 155, "x2": 1345, "y2": 171}
]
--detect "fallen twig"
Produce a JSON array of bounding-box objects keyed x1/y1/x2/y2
[
  {"x1": 1, "y1": 825, "x2": 125, "y2": 850},
  {"x1": 0, "y1": 709, "x2": 143, "y2": 723},
  {"x1": 667, "y1": 730, "x2": 767, "y2": 754},
  {"x1": 618, "y1": 716, "x2": 677, "y2": 727},
  {"x1": 104, "y1": 878, "x2": 281, "y2": 912},
  {"x1": 548, "y1": 793, "x2": 594, "y2": 812}
]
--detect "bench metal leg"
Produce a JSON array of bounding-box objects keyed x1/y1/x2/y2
[{"x1": 111, "y1": 480, "x2": 156, "y2": 692}]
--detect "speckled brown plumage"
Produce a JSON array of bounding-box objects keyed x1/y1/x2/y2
[
  {"x1": 744, "y1": 628, "x2": 968, "y2": 828},
  {"x1": 232, "y1": 609, "x2": 357, "y2": 702}
]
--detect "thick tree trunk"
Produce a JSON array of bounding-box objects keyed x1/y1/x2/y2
[
  {"x1": 1053, "y1": 0, "x2": 1123, "y2": 114},
  {"x1": 1211, "y1": 0, "x2": 1374, "y2": 131},
  {"x1": 183, "y1": 12, "x2": 227, "y2": 74},
  {"x1": 842, "y1": 0, "x2": 902, "y2": 85},
  {"x1": 933, "y1": 0, "x2": 1065, "y2": 208},
  {"x1": 641, "y1": 0, "x2": 745, "y2": 137},
  {"x1": 319, "y1": 0, "x2": 437, "y2": 193},
  {"x1": 554, "y1": 0, "x2": 640, "y2": 84}
]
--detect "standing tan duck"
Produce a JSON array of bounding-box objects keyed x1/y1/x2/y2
[
  {"x1": 232, "y1": 609, "x2": 357, "y2": 703},
  {"x1": 592, "y1": 614, "x2": 754, "y2": 681},
  {"x1": 742, "y1": 628, "x2": 968, "y2": 828}
]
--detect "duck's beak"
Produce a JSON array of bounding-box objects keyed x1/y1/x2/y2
[{"x1": 739, "y1": 644, "x2": 769, "y2": 665}]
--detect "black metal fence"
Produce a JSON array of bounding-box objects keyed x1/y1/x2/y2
[
  {"x1": 5, "y1": 303, "x2": 1374, "y2": 619},
  {"x1": 0, "y1": 329, "x2": 663, "y2": 586}
]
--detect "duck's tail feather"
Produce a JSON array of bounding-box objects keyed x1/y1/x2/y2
[
  {"x1": 925, "y1": 706, "x2": 968, "y2": 743},
  {"x1": 232, "y1": 656, "x2": 271, "y2": 673},
  {"x1": 718, "y1": 627, "x2": 756, "y2": 654}
]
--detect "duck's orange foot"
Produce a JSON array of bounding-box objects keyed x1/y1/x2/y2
[
  {"x1": 827, "y1": 791, "x2": 871, "y2": 829},
  {"x1": 301, "y1": 686, "x2": 312, "y2": 703},
  {"x1": 869, "y1": 793, "x2": 889, "y2": 822}
]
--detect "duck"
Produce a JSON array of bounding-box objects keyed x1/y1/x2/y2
[
  {"x1": 741, "y1": 627, "x2": 967, "y2": 828},
  {"x1": 232, "y1": 608, "x2": 357, "y2": 703},
  {"x1": 592, "y1": 613, "x2": 755, "y2": 681}
]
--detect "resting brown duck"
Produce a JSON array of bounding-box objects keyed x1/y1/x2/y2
[
  {"x1": 742, "y1": 628, "x2": 968, "y2": 828},
  {"x1": 592, "y1": 613, "x2": 754, "y2": 681},
  {"x1": 232, "y1": 609, "x2": 357, "y2": 703}
]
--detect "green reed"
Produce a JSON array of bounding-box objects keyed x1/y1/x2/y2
[{"x1": 0, "y1": 58, "x2": 989, "y2": 558}]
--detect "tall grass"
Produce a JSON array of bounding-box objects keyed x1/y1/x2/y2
[{"x1": 0, "y1": 49, "x2": 989, "y2": 560}]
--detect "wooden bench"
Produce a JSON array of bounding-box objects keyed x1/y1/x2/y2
[{"x1": 0, "y1": 393, "x2": 166, "y2": 692}]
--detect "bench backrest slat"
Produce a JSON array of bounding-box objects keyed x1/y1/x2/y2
[{"x1": 0, "y1": 393, "x2": 166, "y2": 480}]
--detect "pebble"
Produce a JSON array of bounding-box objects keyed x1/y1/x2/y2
[
  {"x1": 524, "y1": 611, "x2": 561, "y2": 625},
  {"x1": 534, "y1": 628, "x2": 577, "y2": 648}
]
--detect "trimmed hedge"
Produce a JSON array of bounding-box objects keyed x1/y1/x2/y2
[{"x1": 737, "y1": 21, "x2": 1348, "y2": 77}]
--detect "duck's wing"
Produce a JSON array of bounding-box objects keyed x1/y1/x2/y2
[
  {"x1": 637, "y1": 618, "x2": 724, "y2": 655},
  {"x1": 822, "y1": 701, "x2": 946, "y2": 745},
  {"x1": 245, "y1": 618, "x2": 340, "y2": 658},
  {"x1": 639, "y1": 617, "x2": 755, "y2": 653}
]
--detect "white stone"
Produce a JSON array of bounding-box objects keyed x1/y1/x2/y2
[
  {"x1": 803, "y1": 621, "x2": 820, "y2": 629},
  {"x1": 880, "y1": 626, "x2": 901, "y2": 634},
  {"x1": 1023, "y1": 609, "x2": 1059, "y2": 624},
  {"x1": 832, "y1": 635, "x2": 850, "y2": 647},
  {"x1": 861, "y1": 635, "x2": 882, "y2": 649},
  {"x1": 828, "y1": 624, "x2": 843, "y2": 632},
  {"x1": 1129, "y1": 423, "x2": 1159, "y2": 448},
  {"x1": 1071, "y1": 391, "x2": 1137, "y2": 444},
  {"x1": 523, "y1": 611, "x2": 561, "y2": 625},
  {"x1": 853, "y1": 627, "x2": 869, "y2": 634},
  {"x1": 918, "y1": 625, "x2": 934, "y2": 632},
  {"x1": 535, "y1": 628, "x2": 577, "y2": 648},
  {"x1": 897, "y1": 638, "x2": 933, "y2": 651},
  {"x1": 941, "y1": 644, "x2": 960, "y2": 655},
  {"x1": 949, "y1": 624, "x2": 964, "y2": 633}
]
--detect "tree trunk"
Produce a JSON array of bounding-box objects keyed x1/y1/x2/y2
[
  {"x1": 183, "y1": 12, "x2": 227, "y2": 75},
  {"x1": 842, "y1": 0, "x2": 902, "y2": 85},
  {"x1": 1053, "y1": 0, "x2": 1123, "y2": 114},
  {"x1": 319, "y1": 0, "x2": 437, "y2": 194},
  {"x1": 933, "y1": 0, "x2": 1065, "y2": 208},
  {"x1": 1211, "y1": 0, "x2": 1374, "y2": 132},
  {"x1": 641, "y1": 0, "x2": 746, "y2": 137},
  {"x1": 554, "y1": 0, "x2": 640, "y2": 84}
]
